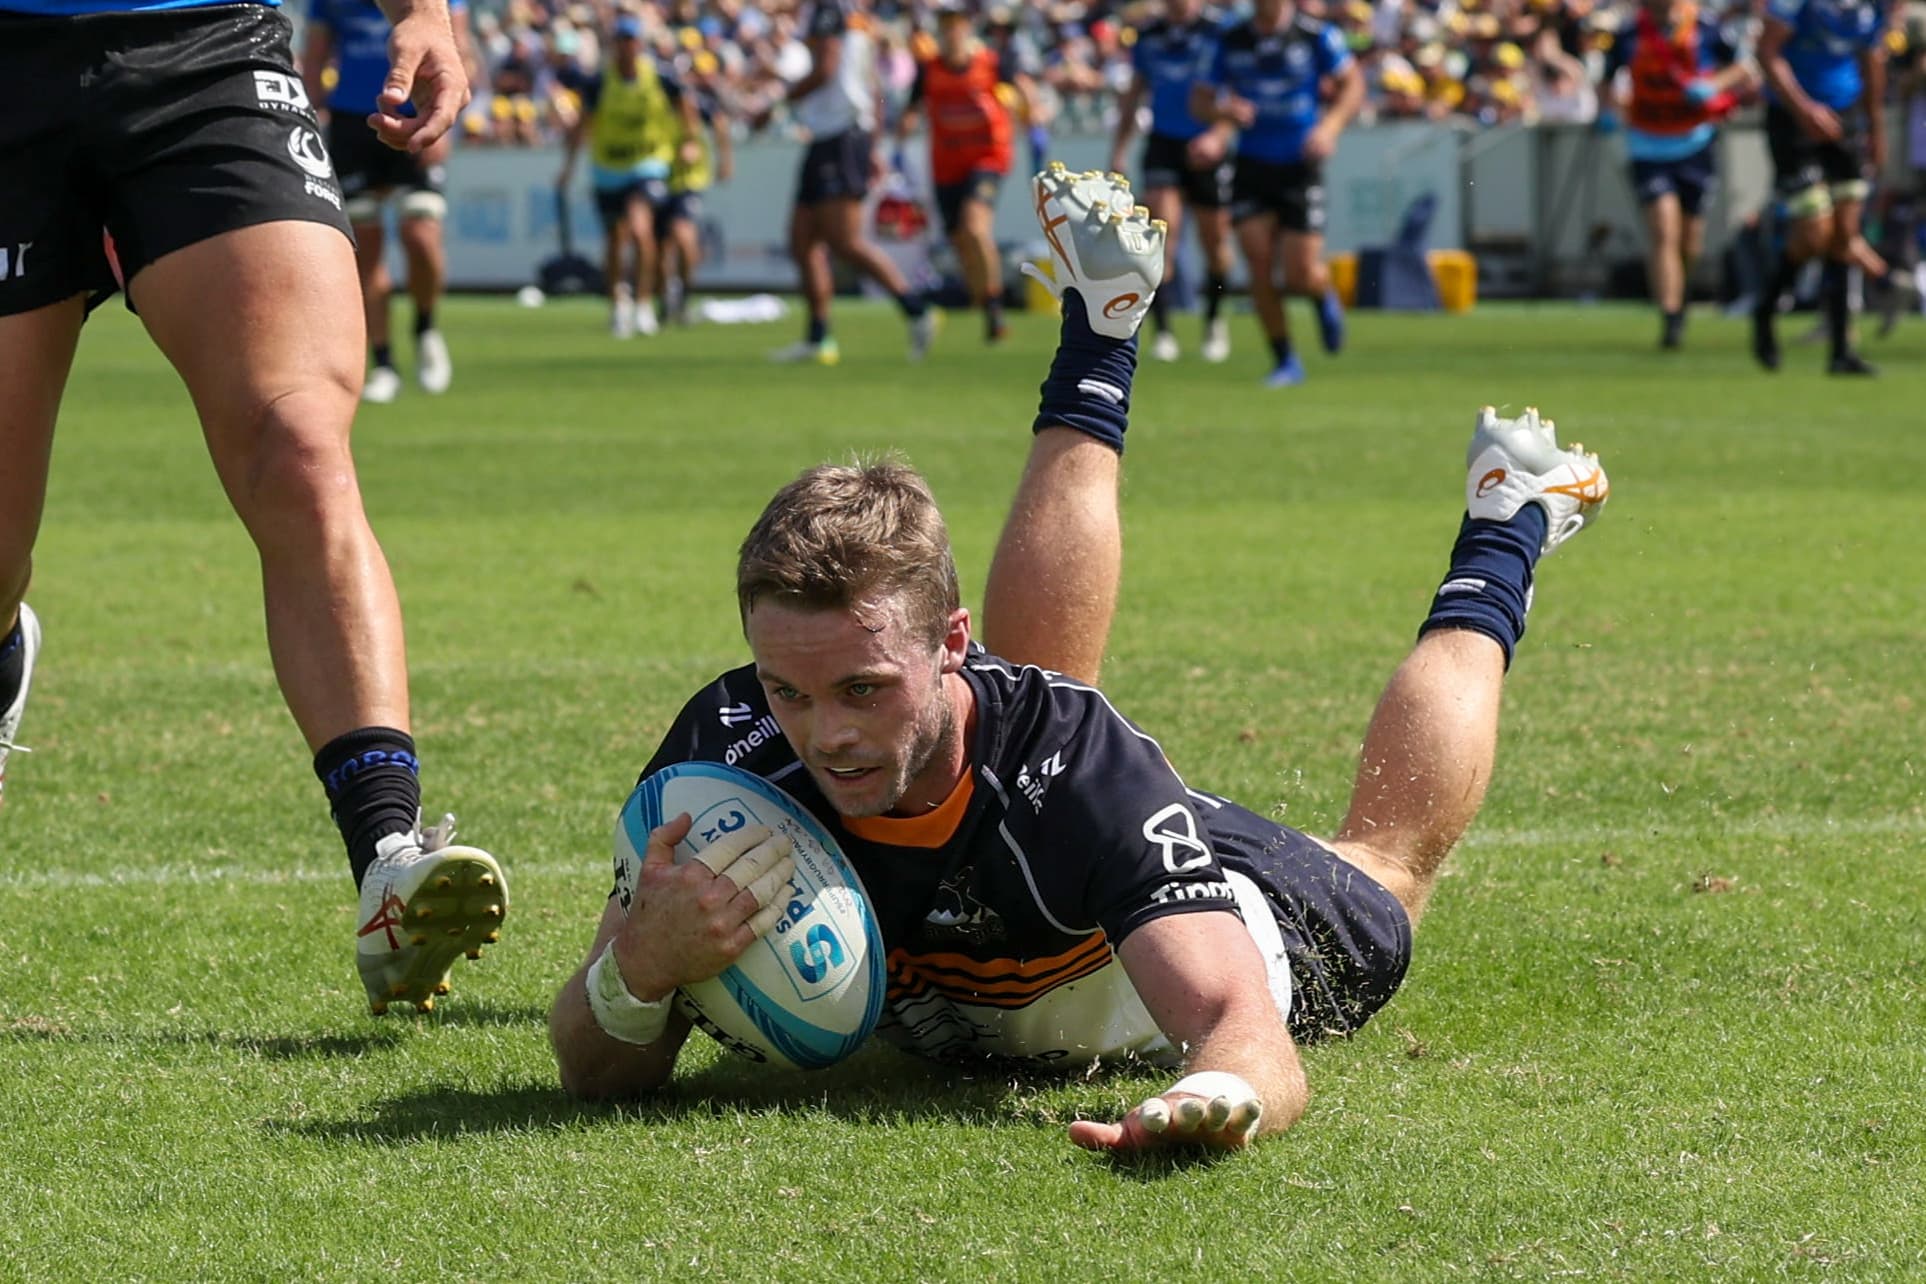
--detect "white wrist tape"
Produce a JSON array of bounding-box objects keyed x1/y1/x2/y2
[{"x1": 585, "y1": 942, "x2": 672, "y2": 1047}]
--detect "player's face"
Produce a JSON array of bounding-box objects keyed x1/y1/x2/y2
[
  {"x1": 747, "y1": 596, "x2": 970, "y2": 819},
  {"x1": 938, "y1": 14, "x2": 972, "y2": 60},
  {"x1": 1167, "y1": 0, "x2": 1203, "y2": 22}
]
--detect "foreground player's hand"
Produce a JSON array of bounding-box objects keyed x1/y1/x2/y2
[
  {"x1": 613, "y1": 815, "x2": 797, "y2": 997},
  {"x1": 1068, "y1": 1071, "x2": 1264, "y2": 1155},
  {"x1": 372, "y1": 7, "x2": 471, "y2": 152}
]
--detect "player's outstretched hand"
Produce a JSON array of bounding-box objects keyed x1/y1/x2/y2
[
  {"x1": 371, "y1": 7, "x2": 471, "y2": 153},
  {"x1": 1068, "y1": 1071, "x2": 1264, "y2": 1155},
  {"x1": 1020, "y1": 162, "x2": 1168, "y2": 341}
]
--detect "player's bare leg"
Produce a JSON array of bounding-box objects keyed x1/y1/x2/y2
[
  {"x1": 352, "y1": 213, "x2": 402, "y2": 403},
  {"x1": 133, "y1": 219, "x2": 503, "y2": 1011},
  {"x1": 1280, "y1": 228, "x2": 1342, "y2": 356},
  {"x1": 1329, "y1": 407, "x2": 1609, "y2": 925},
  {"x1": 0, "y1": 298, "x2": 83, "y2": 803},
  {"x1": 1642, "y1": 192, "x2": 1691, "y2": 349},
  {"x1": 1196, "y1": 204, "x2": 1235, "y2": 362},
  {"x1": 983, "y1": 429, "x2": 1120, "y2": 685},
  {"x1": 986, "y1": 165, "x2": 1165, "y2": 685},
  {"x1": 772, "y1": 204, "x2": 839, "y2": 364},
  {"x1": 953, "y1": 194, "x2": 1005, "y2": 342},
  {"x1": 398, "y1": 203, "x2": 451, "y2": 392},
  {"x1": 819, "y1": 196, "x2": 936, "y2": 360},
  {"x1": 1238, "y1": 214, "x2": 1299, "y2": 386}
]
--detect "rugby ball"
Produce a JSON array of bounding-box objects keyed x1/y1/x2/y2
[{"x1": 615, "y1": 760, "x2": 885, "y2": 1070}]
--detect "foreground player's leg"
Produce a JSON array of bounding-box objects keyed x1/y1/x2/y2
[
  {"x1": 1329, "y1": 407, "x2": 1608, "y2": 924},
  {"x1": 0, "y1": 299, "x2": 82, "y2": 805},
  {"x1": 985, "y1": 165, "x2": 1165, "y2": 684},
  {"x1": 398, "y1": 198, "x2": 451, "y2": 393},
  {"x1": 132, "y1": 220, "x2": 504, "y2": 1012},
  {"x1": 1825, "y1": 195, "x2": 1880, "y2": 376}
]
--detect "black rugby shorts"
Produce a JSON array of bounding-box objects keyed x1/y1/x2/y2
[{"x1": 0, "y1": 3, "x2": 352, "y2": 316}]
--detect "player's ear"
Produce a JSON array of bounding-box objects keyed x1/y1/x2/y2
[{"x1": 938, "y1": 608, "x2": 971, "y2": 675}]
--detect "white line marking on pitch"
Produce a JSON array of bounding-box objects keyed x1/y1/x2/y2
[{"x1": 1, "y1": 814, "x2": 1918, "y2": 892}]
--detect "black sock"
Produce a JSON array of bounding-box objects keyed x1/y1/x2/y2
[
  {"x1": 894, "y1": 288, "x2": 929, "y2": 320},
  {"x1": 985, "y1": 295, "x2": 1005, "y2": 333},
  {"x1": 1204, "y1": 272, "x2": 1228, "y2": 324},
  {"x1": 1269, "y1": 334, "x2": 1294, "y2": 365},
  {"x1": 314, "y1": 727, "x2": 422, "y2": 887},
  {"x1": 807, "y1": 316, "x2": 829, "y2": 345},
  {"x1": 414, "y1": 307, "x2": 435, "y2": 336},
  {"x1": 372, "y1": 343, "x2": 394, "y2": 371},
  {"x1": 1761, "y1": 253, "x2": 1800, "y2": 314},
  {"x1": 1823, "y1": 261, "x2": 1851, "y2": 359},
  {"x1": 1150, "y1": 289, "x2": 1171, "y2": 333},
  {"x1": 0, "y1": 619, "x2": 24, "y2": 711}
]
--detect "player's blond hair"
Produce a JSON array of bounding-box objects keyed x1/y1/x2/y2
[{"x1": 737, "y1": 456, "x2": 961, "y2": 647}]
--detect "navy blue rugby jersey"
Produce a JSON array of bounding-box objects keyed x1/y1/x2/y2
[
  {"x1": 1202, "y1": 15, "x2": 1352, "y2": 164},
  {"x1": 636, "y1": 645, "x2": 1258, "y2": 1066}
]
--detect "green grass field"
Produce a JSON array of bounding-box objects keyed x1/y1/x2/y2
[{"x1": 3, "y1": 296, "x2": 1921, "y2": 1281}]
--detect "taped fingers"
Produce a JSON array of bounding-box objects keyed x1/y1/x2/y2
[{"x1": 689, "y1": 823, "x2": 773, "y2": 876}]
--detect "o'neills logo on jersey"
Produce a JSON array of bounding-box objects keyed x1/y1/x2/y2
[{"x1": 722, "y1": 713, "x2": 784, "y2": 764}]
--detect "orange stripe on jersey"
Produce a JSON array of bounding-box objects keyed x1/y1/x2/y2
[
  {"x1": 886, "y1": 933, "x2": 1114, "y2": 1009},
  {"x1": 840, "y1": 770, "x2": 974, "y2": 849}
]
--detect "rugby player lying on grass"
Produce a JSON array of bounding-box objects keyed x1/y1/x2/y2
[{"x1": 549, "y1": 166, "x2": 1611, "y2": 1153}]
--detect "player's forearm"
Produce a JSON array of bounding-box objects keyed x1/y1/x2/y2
[
  {"x1": 549, "y1": 969, "x2": 685, "y2": 1099},
  {"x1": 1762, "y1": 50, "x2": 1812, "y2": 114},
  {"x1": 1181, "y1": 1018, "x2": 1309, "y2": 1137},
  {"x1": 1112, "y1": 82, "x2": 1145, "y2": 152},
  {"x1": 1325, "y1": 67, "x2": 1366, "y2": 135}
]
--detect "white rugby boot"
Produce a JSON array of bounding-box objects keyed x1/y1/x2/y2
[
  {"x1": 0, "y1": 603, "x2": 41, "y2": 808},
  {"x1": 1465, "y1": 406, "x2": 1610, "y2": 557},
  {"x1": 362, "y1": 365, "x2": 403, "y2": 404},
  {"x1": 1200, "y1": 317, "x2": 1232, "y2": 363},
  {"x1": 1150, "y1": 330, "x2": 1180, "y2": 362},
  {"x1": 416, "y1": 328, "x2": 452, "y2": 394},
  {"x1": 356, "y1": 813, "x2": 506, "y2": 1014},
  {"x1": 1020, "y1": 163, "x2": 1168, "y2": 340}
]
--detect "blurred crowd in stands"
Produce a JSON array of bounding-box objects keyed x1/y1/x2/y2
[{"x1": 451, "y1": 0, "x2": 1770, "y2": 147}]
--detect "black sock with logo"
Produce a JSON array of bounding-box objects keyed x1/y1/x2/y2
[{"x1": 314, "y1": 727, "x2": 422, "y2": 887}]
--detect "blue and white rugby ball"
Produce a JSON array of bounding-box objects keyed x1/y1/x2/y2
[{"x1": 615, "y1": 761, "x2": 885, "y2": 1070}]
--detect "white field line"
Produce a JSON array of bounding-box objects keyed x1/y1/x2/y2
[{"x1": 1, "y1": 814, "x2": 1919, "y2": 892}]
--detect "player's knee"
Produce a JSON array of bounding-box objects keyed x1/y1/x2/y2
[{"x1": 226, "y1": 384, "x2": 360, "y2": 527}]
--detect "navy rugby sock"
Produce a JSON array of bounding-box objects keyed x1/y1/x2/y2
[
  {"x1": 1149, "y1": 288, "x2": 1171, "y2": 333},
  {"x1": 0, "y1": 620, "x2": 23, "y2": 710},
  {"x1": 314, "y1": 727, "x2": 422, "y2": 887},
  {"x1": 414, "y1": 307, "x2": 435, "y2": 336},
  {"x1": 1822, "y1": 261, "x2": 1850, "y2": 360},
  {"x1": 894, "y1": 287, "x2": 929, "y2": 320},
  {"x1": 1269, "y1": 335, "x2": 1294, "y2": 366},
  {"x1": 807, "y1": 315, "x2": 829, "y2": 345},
  {"x1": 1033, "y1": 290, "x2": 1137, "y2": 453},
  {"x1": 372, "y1": 343, "x2": 394, "y2": 372},
  {"x1": 1204, "y1": 272, "x2": 1228, "y2": 324},
  {"x1": 1418, "y1": 505, "x2": 1547, "y2": 670}
]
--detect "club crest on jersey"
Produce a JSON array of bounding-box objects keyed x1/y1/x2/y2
[{"x1": 923, "y1": 867, "x2": 1005, "y2": 944}]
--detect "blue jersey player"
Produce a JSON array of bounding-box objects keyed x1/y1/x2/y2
[
  {"x1": 1754, "y1": 0, "x2": 1896, "y2": 374},
  {"x1": 550, "y1": 166, "x2": 1614, "y2": 1157},
  {"x1": 1109, "y1": 0, "x2": 1237, "y2": 365},
  {"x1": 1191, "y1": 0, "x2": 1365, "y2": 387},
  {"x1": 0, "y1": 0, "x2": 508, "y2": 1016},
  {"x1": 302, "y1": 0, "x2": 473, "y2": 400}
]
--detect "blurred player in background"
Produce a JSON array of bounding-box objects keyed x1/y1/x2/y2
[
  {"x1": 1753, "y1": 0, "x2": 1894, "y2": 375},
  {"x1": 1599, "y1": 0, "x2": 1754, "y2": 350},
  {"x1": 767, "y1": 0, "x2": 937, "y2": 365},
  {"x1": 303, "y1": 0, "x2": 470, "y2": 400},
  {"x1": 1875, "y1": 0, "x2": 1926, "y2": 333},
  {"x1": 658, "y1": 64, "x2": 734, "y2": 326},
  {"x1": 0, "y1": 0, "x2": 506, "y2": 1014},
  {"x1": 560, "y1": 12, "x2": 700, "y2": 340},
  {"x1": 899, "y1": 1, "x2": 1038, "y2": 344},
  {"x1": 549, "y1": 167, "x2": 1612, "y2": 1158},
  {"x1": 1111, "y1": 0, "x2": 1236, "y2": 364},
  {"x1": 1193, "y1": 0, "x2": 1364, "y2": 387}
]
